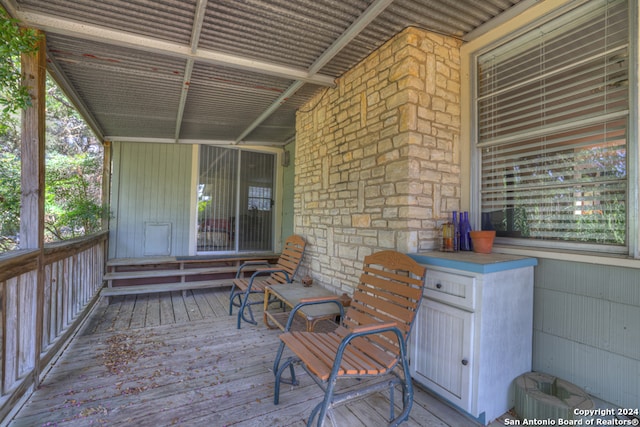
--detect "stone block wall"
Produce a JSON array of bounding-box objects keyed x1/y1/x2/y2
[{"x1": 294, "y1": 27, "x2": 461, "y2": 293}]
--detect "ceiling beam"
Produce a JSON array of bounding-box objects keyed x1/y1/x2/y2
[
  {"x1": 308, "y1": 0, "x2": 395, "y2": 74},
  {"x1": 2, "y1": 0, "x2": 105, "y2": 140},
  {"x1": 234, "y1": 0, "x2": 395, "y2": 143},
  {"x1": 47, "y1": 57, "x2": 105, "y2": 141},
  {"x1": 104, "y1": 136, "x2": 286, "y2": 148},
  {"x1": 234, "y1": 81, "x2": 305, "y2": 144},
  {"x1": 174, "y1": 0, "x2": 209, "y2": 142},
  {"x1": 11, "y1": 9, "x2": 336, "y2": 87},
  {"x1": 174, "y1": 59, "x2": 195, "y2": 142}
]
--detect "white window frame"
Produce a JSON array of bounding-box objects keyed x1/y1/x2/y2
[
  {"x1": 189, "y1": 144, "x2": 284, "y2": 255},
  {"x1": 466, "y1": 0, "x2": 639, "y2": 258}
]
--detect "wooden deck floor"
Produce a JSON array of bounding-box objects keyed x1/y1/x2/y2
[{"x1": 6, "y1": 288, "x2": 482, "y2": 427}]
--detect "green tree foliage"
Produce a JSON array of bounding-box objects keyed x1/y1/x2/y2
[
  {"x1": 0, "y1": 152, "x2": 20, "y2": 250},
  {"x1": 0, "y1": 73, "x2": 104, "y2": 252},
  {"x1": 0, "y1": 9, "x2": 41, "y2": 131},
  {"x1": 43, "y1": 83, "x2": 105, "y2": 242},
  {"x1": 1, "y1": 7, "x2": 104, "y2": 253},
  {"x1": 45, "y1": 153, "x2": 104, "y2": 241}
]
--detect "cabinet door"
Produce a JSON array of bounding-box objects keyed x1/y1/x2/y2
[{"x1": 411, "y1": 298, "x2": 473, "y2": 411}]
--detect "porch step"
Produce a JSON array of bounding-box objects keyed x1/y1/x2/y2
[
  {"x1": 106, "y1": 254, "x2": 277, "y2": 269},
  {"x1": 104, "y1": 265, "x2": 246, "y2": 282},
  {"x1": 102, "y1": 255, "x2": 281, "y2": 297},
  {"x1": 100, "y1": 279, "x2": 231, "y2": 302}
]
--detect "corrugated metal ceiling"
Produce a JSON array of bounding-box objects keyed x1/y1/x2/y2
[{"x1": 3, "y1": 0, "x2": 531, "y2": 146}]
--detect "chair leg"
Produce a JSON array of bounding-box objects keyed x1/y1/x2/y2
[
  {"x1": 307, "y1": 403, "x2": 323, "y2": 427},
  {"x1": 228, "y1": 284, "x2": 239, "y2": 315},
  {"x1": 274, "y1": 347, "x2": 299, "y2": 405},
  {"x1": 389, "y1": 383, "x2": 395, "y2": 421},
  {"x1": 390, "y1": 352, "x2": 414, "y2": 427},
  {"x1": 309, "y1": 377, "x2": 338, "y2": 427},
  {"x1": 273, "y1": 340, "x2": 286, "y2": 378},
  {"x1": 237, "y1": 291, "x2": 257, "y2": 329}
]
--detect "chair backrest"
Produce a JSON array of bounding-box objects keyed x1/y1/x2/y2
[
  {"x1": 271, "y1": 235, "x2": 306, "y2": 284},
  {"x1": 342, "y1": 250, "x2": 426, "y2": 351}
]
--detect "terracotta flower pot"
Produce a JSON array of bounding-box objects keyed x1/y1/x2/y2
[{"x1": 470, "y1": 230, "x2": 496, "y2": 254}]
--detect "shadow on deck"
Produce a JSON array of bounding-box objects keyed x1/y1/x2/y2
[{"x1": 6, "y1": 288, "x2": 483, "y2": 427}]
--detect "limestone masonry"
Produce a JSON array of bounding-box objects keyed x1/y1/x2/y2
[{"x1": 294, "y1": 27, "x2": 461, "y2": 294}]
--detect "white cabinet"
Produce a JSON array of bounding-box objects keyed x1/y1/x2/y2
[
  {"x1": 408, "y1": 252, "x2": 536, "y2": 425},
  {"x1": 412, "y1": 298, "x2": 474, "y2": 409}
]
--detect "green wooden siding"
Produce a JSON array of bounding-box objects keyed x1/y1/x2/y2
[
  {"x1": 532, "y1": 259, "x2": 640, "y2": 409},
  {"x1": 109, "y1": 142, "x2": 193, "y2": 258}
]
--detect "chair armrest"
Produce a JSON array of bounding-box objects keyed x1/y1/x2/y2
[
  {"x1": 342, "y1": 322, "x2": 403, "y2": 357},
  {"x1": 240, "y1": 269, "x2": 292, "y2": 297},
  {"x1": 248, "y1": 268, "x2": 291, "y2": 283},
  {"x1": 235, "y1": 261, "x2": 272, "y2": 277}
]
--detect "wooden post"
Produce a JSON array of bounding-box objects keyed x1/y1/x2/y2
[
  {"x1": 102, "y1": 140, "x2": 112, "y2": 264},
  {"x1": 19, "y1": 29, "x2": 46, "y2": 387},
  {"x1": 20, "y1": 31, "x2": 46, "y2": 251},
  {"x1": 101, "y1": 140, "x2": 112, "y2": 231}
]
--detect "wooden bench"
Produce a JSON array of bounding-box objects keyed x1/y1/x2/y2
[{"x1": 102, "y1": 254, "x2": 280, "y2": 302}]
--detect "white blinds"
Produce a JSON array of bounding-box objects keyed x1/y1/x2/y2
[
  {"x1": 476, "y1": 0, "x2": 628, "y2": 246},
  {"x1": 238, "y1": 150, "x2": 275, "y2": 252},
  {"x1": 198, "y1": 146, "x2": 238, "y2": 252}
]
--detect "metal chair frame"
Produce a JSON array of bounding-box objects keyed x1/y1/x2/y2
[
  {"x1": 272, "y1": 250, "x2": 426, "y2": 427},
  {"x1": 229, "y1": 235, "x2": 305, "y2": 329}
]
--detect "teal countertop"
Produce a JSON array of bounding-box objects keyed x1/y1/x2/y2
[{"x1": 408, "y1": 251, "x2": 538, "y2": 274}]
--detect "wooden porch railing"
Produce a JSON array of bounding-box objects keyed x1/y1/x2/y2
[{"x1": 0, "y1": 231, "x2": 108, "y2": 421}]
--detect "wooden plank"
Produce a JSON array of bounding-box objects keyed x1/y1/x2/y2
[
  {"x1": 112, "y1": 295, "x2": 136, "y2": 330},
  {"x1": 79, "y1": 298, "x2": 109, "y2": 336},
  {"x1": 209, "y1": 288, "x2": 232, "y2": 317},
  {"x1": 19, "y1": 31, "x2": 46, "y2": 251},
  {"x1": 56, "y1": 259, "x2": 65, "y2": 336},
  {"x1": 190, "y1": 289, "x2": 216, "y2": 318},
  {"x1": 87, "y1": 297, "x2": 120, "y2": 334},
  {"x1": 182, "y1": 291, "x2": 204, "y2": 322},
  {"x1": 106, "y1": 256, "x2": 176, "y2": 267},
  {"x1": 103, "y1": 266, "x2": 243, "y2": 281},
  {"x1": 159, "y1": 292, "x2": 175, "y2": 324},
  {"x1": 170, "y1": 291, "x2": 190, "y2": 323},
  {"x1": 144, "y1": 293, "x2": 161, "y2": 327},
  {"x1": 411, "y1": 382, "x2": 481, "y2": 426},
  {"x1": 129, "y1": 294, "x2": 148, "y2": 329},
  {"x1": 7, "y1": 288, "x2": 484, "y2": 427},
  {"x1": 106, "y1": 254, "x2": 280, "y2": 268},
  {"x1": 4, "y1": 276, "x2": 19, "y2": 392},
  {"x1": 100, "y1": 279, "x2": 231, "y2": 297},
  {"x1": 0, "y1": 250, "x2": 38, "y2": 283},
  {"x1": 64, "y1": 257, "x2": 72, "y2": 328},
  {"x1": 18, "y1": 271, "x2": 37, "y2": 378},
  {"x1": 101, "y1": 141, "x2": 112, "y2": 231},
  {"x1": 42, "y1": 263, "x2": 52, "y2": 348},
  {"x1": 344, "y1": 393, "x2": 393, "y2": 425}
]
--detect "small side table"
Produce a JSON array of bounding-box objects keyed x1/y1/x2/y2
[{"x1": 263, "y1": 283, "x2": 350, "y2": 332}]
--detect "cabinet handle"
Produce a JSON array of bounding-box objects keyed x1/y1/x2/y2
[
  {"x1": 436, "y1": 283, "x2": 442, "y2": 289},
  {"x1": 461, "y1": 359, "x2": 468, "y2": 366}
]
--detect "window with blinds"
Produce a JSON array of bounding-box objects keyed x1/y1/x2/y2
[
  {"x1": 476, "y1": 0, "x2": 629, "y2": 248},
  {"x1": 197, "y1": 146, "x2": 275, "y2": 253}
]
